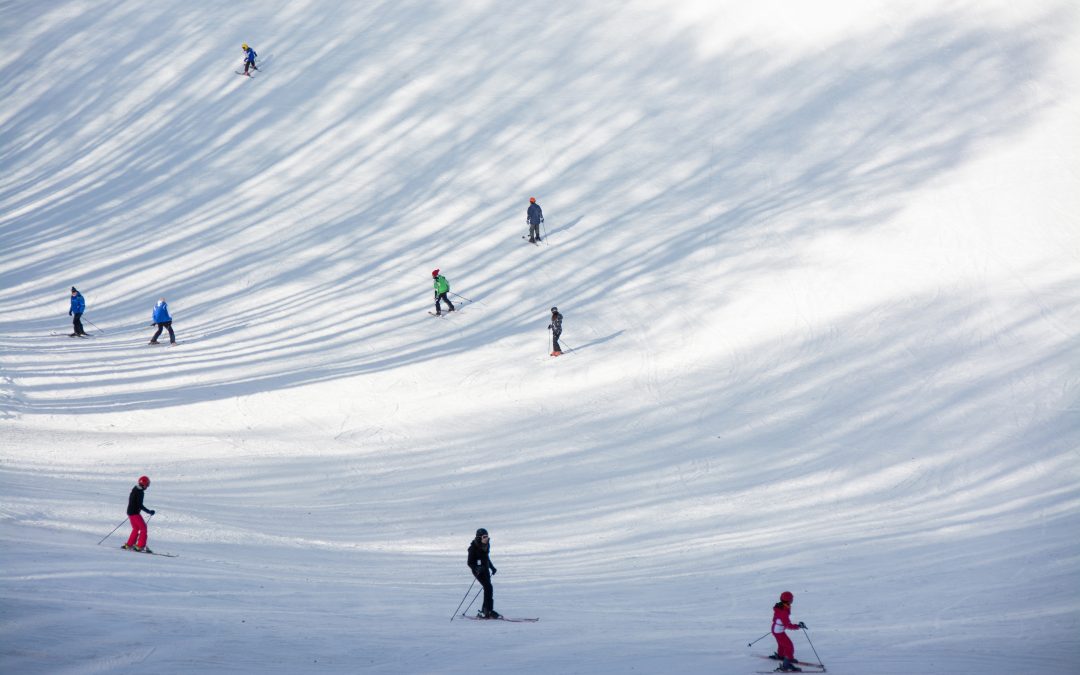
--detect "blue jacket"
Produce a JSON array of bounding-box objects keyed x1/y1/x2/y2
[
  {"x1": 527, "y1": 203, "x2": 544, "y2": 225},
  {"x1": 244, "y1": 47, "x2": 257, "y2": 63},
  {"x1": 70, "y1": 292, "x2": 85, "y2": 314},
  {"x1": 153, "y1": 301, "x2": 172, "y2": 323}
]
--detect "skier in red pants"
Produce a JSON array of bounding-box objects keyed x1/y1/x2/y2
[
  {"x1": 771, "y1": 591, "x2": 805, "y2": 672},
  {"x1": 123, "y1": 476, "x2": 156, "y2": 553}
]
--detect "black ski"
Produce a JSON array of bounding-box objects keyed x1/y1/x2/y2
[
  {"x1": 462, "y1": 614, "x2": 538, "y2": 623},
  {"x1": 755, "y1": 655, "x2": 824, "y2": 669},
  {"x1": 121, "y1": 549, "x2": 178, "y2": 557}
]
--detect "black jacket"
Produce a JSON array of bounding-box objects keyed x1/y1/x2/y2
[
  {"x1": 126, "y1": 486, "x2": 151, "y2": 516},
  {"x1": 549, "y1": 311, "x2": 562, "y2": 334},
  {"x1": 467, "y1": 538, "x2": 496, "y2": 577}
]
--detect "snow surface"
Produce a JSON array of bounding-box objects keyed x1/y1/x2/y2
[{"x1": 1, "y1": 1, "x2": 1079, "y2": 673}]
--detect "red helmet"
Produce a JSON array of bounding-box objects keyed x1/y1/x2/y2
[
  {"x1": 431, "y1": 269, "x2": 440, "y2": 278},
  {"x1": 780, "y1": 591, "x2": 794, "y2": 603},
  {"x1": 138, "y1": 476, "x2": 150, "y2": 488},
  {"x1": 529, "y1": 197, "x2": 536, "y2": 203}
]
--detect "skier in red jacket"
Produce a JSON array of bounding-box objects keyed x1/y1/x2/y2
[{"x1": 771, "y1": 591, "x2": 805, "y2": 672}]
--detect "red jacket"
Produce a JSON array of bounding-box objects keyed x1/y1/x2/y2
[{"x1": 772, "y1": 602, "x2": 800, "y2": 634}]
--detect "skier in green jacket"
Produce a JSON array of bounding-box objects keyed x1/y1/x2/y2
[{"x1": 432, "y1": 269, "x2": 455, "y2": 315}]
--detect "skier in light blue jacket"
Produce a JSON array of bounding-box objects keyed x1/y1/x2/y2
[{"x1": 150, "y1": 298, "x2": 176, "y2": 345}]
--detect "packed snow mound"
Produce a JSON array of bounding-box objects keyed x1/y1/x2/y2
[{"x1": 1, "y1": 1, "x2": 1078, "y2": 674}]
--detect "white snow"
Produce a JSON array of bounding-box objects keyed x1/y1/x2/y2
[{"x1": 1, "y1": 1, "x2": 1078, "y2": 673}]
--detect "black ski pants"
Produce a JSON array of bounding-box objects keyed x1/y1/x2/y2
[
  {"x1": 152, "y1": 321, "x2": 175, "y2": 343},
  {"x1": 551, "y1": 329, "x2": 562, "y2": 353},
  {"x1": 476, "y1": 571, "x2": 494, "y2": 614},
  {"x1": 72, "y1": 312, "x2": 85, "y2": 335},
  {"x1": 435, "y1": 292, "x2": 454, "y2": 314}
]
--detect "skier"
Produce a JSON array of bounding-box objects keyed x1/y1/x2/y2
[
  {"x1": 68, "y1": 287, "x2": 88, "y2": 337},
  {"x1": 771, "y1": 591, "x2": 807, "y2": 672},
  {"x1": 548, "y1": 306, "x2": 563, "y2": 356},
  {"x1": 123, "y1": 475, "x2": 156, "y2": 553},
  {"x1": 526, "y1": 197, "x2": 544, "y2": 243},
  {"x1": 150, "y1": 298, "x2": 176, "y2": 344},
  {"x1": 467, "y1": 528, "x2": 500, "y2": 619},
  {"x1": 241, "y1": 42, "x2": 258, "y2": 75},
  {"x1": 432, "y1": 269, "x2": 455, "y2": 316}
]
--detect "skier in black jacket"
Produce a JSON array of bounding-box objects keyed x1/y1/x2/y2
[
  {"x1": 467, "y1": 528, "x2": 500, "y2": 618},
  {"x1": 123, "y1": 475, "x2": 156, "y2": 552},
  {"x1": 548, "y1": 307, "x2": 563, "y2": 356}
]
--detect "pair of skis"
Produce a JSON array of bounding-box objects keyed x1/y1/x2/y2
[
  {"x1": 753, "y1": 655, "x2": 825, "y2": 673},
  {"x1": 120, "y1": 547, "x2": 178, "y2": 558},
  {"x1": 461, "y1": 613, "x2": 538, "y2": 623}
]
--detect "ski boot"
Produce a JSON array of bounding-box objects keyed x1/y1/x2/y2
[
  {"x1": 777, "y1": 659, "x2": 802, "y2": 672},
  {"x1": 121, "y1": 544, "x2": 134, "y2": 550}
]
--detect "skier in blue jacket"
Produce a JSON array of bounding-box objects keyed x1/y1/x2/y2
[
  {"x1": 150, "y1": 298, "x2": 176, "y2": 345},
  {"x1": 526, "y1": 197, "x2": 544, "y2": 243},
  {"x1": 241, "y1": 43, "x2": 258, "y2": 76},
  {"x1": 68, "y1": 287, "x2": 88, "y2": 337}
]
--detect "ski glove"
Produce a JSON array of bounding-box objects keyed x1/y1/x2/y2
[
  {"x1": 490, "y1": 567, "x2": 496, "y2": 575},
  {"x1": 148, "y1": 510, "x2": 156, "y2": 516},
  {"x1": 547, "y1": 324, "x2": 552, "y2": 330},
  {"x1": 798, "y1": 621, "x2": 807, "y2": 629},
  {"x1": 69, "y1": 310, "x2": 73, "y2": 316}
]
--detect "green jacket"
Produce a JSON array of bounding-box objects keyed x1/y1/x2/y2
[{"x1": 433, "y1": 274, "x2": 450, "y2": 295}]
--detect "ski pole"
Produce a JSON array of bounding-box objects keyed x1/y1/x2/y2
[
  {"x1": 450, "y1": 579, "x2": 476, "y2": 621},
  {"x1": 541, "y1": 219, "x2": 549, "y2": 244},
  {"x1": 461, "y1": 586, "x2": 482, "y2": 617},
  {"x1": 85, "y1": 318, "x2": 105, "y2": 334},
  {"x1": 800, "y1": 626, "x2": 825, "y2": 669},
  {"x1": 448, "y1": 291, "x2": 475, "y2": 304},
  {"x1": 97, "y1": 518, "x2": 128, "y2": 545},
  {"x1": 747, "y1": 631, "x2": 771, "y2": 647}
]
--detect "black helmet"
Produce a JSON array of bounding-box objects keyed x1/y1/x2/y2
[
  {"x1": 475, "y1": 528, "x2": 488, "y2": 538},
  {"x1": 550, "y1": 306, "x2": 558, "y2": 312}
]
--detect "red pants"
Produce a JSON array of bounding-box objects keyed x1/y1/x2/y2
[
  {"x1": 773, "y1": 632, "x2": 795, "y2": 660},
  {"x1": 126, "y1": 514, "x2": 148, "y2": 548}
]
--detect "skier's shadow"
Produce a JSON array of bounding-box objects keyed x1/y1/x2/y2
[{"x1": 565, "y1": 329, "x2": 623, "y2": 354}]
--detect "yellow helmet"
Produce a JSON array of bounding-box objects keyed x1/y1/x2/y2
[{"x1": 241, "y1": 43, "x2": 248, "y2": 50}]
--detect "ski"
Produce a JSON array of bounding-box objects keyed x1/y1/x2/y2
[
  {"x1": 234, "y1": 71, "x2": 254, "y2": 77},
  {"x1": 755, "y1": 656, "x2": 824, "y2": 669},
  {"x1": 754, "y1": 670, "x2": 824, "y2": 674},
  {"x1": 521, "y1": 236, "x2": 539, "y2": 246},
  {"x1": 462, "y1": 614, "x2": 538, "y2": 623},
  {"x1": 428, "y1": 311, "x2": 448, "y2": 318},
  {"x1": 121, "y1": 548, "x2": 178, "y2": 557}
]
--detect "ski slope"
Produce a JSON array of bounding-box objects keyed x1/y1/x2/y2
[{"x1": 1, "y1": 1, "x2": 1078, "y2": 673}]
